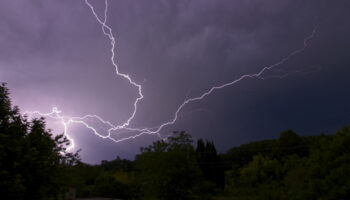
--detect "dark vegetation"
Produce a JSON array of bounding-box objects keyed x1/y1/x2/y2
[
  {"x1": 1, "y1": 83, "x2": 350, "y2": 200},
  {"x1": 0, "y1": 83, "x2": 79, "y2": 200}
]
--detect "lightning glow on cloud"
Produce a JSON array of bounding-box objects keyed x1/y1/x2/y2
[{"x1": 24, "y1": 0, "x2": 318, "y2": 151}]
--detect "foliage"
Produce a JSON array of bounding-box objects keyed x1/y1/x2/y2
[
  {"x1": 135, "y1": 131, "x2": 205, "y2": 200},
  {"x1": 47, "y1": 124, "x2": 350, "y2": 200},
  {"x1": 100, "y1": 156, "x2": 134, "y2": 172},
  {"x1": 68, "y1": 132, "x2": 221, "y2": 200},
  {"x1": 91, "y1": 173, "x2": 133, "y2": 199},
  {"x1": 0, "y1": 83, "x2": 79, "y2": 200},
  {"x1": 196, "y1": 139, "x2": 225, "y2": 188},
  {"x1": 223, "y1": 126, "x2": 350, "y2": 200}
]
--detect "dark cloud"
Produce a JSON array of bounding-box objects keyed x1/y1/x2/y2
[{"x1": 1, "y1": 0, "x2": 349, "y2": 163}]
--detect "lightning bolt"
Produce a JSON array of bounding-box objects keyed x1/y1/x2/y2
[
  {"x1": 84, "y1": 0, "x2": 144, "y2": 129},
  {"x1": 24, "y1": 0, "x2": 318, "y2": 151}
]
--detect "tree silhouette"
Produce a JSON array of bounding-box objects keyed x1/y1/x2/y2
[{"x1": 0, "y1": 83, "x2": 79, "y2": 200}]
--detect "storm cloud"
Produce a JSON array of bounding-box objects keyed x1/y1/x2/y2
[{"x1": 1, "y1": 0, "x2": 350, "y2": 163}]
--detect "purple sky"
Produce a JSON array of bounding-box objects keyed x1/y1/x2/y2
[{"x1": 1, "y1": 0, "x2": 350, "y2": 163}]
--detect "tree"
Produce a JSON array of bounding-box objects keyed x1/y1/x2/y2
[
  {"x1": 277, "y1": 130, "x2": 308, "y2": 158},
  {"x1": 239, "y1": 154, "x2": 282, "y2": 186},
  {"x1": 135, "y1": 131, "x2": 203, "y2": 200},
  {"x1": 196, "y1": 139, "x2": 225, "y2": 188},
  {"x1": 91, "y1": 173, "x2": 132, "y2": 199},
  {"x1": 0, "y1": 83, "x2": 79, "y2": 199}
]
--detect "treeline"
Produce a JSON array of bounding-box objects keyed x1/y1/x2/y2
[
  {"x1": 223, "y1": 129, "x2": 350, "y2": 199},
  {"x1": 1, "y1": 83, "x2": 350, "y2": 200},
  {"x1": 67, "y1": 128, "x2": 350, "y2": 200},
  {"x1": 66, "y1": 132, "x2": 224, "y2": 199}
]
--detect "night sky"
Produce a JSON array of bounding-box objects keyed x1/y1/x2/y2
[{"x1": 1, "y1": 0, "x2": 350, "y2": 163}]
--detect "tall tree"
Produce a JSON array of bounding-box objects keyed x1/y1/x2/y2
[
  {"x1": 0, "y1": 83, "x2": 79, "y2": 199},
  {"x1": 135, "y1": 131, "x2": 203, "y2": 200},
  {"x1": 196, "y1": 139, "x2": 224, "y2": 188}
]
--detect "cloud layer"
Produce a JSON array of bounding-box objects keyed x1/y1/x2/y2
[{"x1": 1, "y1": 0, "x2": 350, "y2": 163}]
